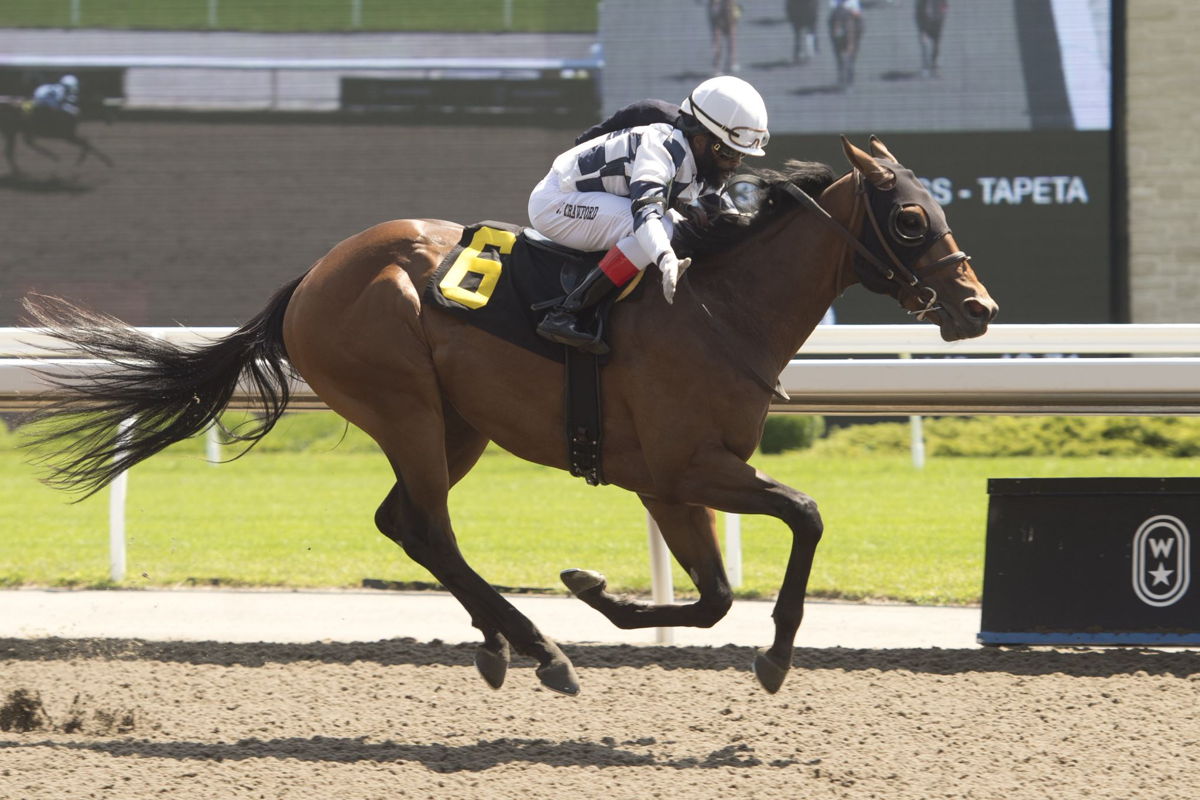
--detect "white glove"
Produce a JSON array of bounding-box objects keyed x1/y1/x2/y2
[{"x1": 659, "y1": 252, "x2": 692, "y2": 304}]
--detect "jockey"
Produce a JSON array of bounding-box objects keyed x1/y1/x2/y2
[
  {"x1": 32, "y1": 74, "x2": 81, "y2": 117},
  {"x1": 529, "y1": 75, "x2": 769, "y2": 353}
]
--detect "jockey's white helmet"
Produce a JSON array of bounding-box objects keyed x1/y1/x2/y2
[
  {"x1": 680, "y1": 76, "x2": 769, "y2": 157},
  {"x1": 60, "y1": 74, "x2": 79, "y2": 90}
]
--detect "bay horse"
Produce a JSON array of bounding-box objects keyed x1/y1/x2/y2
[
  {"x1": 829, "y1": 4, "x2": 864, "y2": 88},
  {"x1": 785, "y1": 0, "x2": 819, "y2": 64},
  {"x1": 23, "y1": 137, "x2": 996, "y2": 696},
  {"x1": 0, "y1": 101, "x2": 114, "y2": 175}
]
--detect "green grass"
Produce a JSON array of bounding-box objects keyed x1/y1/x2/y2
[
  {"x1": 4, "y1": 412, "x2": 1197, "y2": 604},
  {"x1": 0, "y1": 0, "x2": 599, "y2": 33}
]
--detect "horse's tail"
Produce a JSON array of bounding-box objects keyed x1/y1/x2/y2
[{"x1": 21, "y1": 275, "x2": 304, "y2": 499}]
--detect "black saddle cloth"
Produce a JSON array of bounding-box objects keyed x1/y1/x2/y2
[{"x1": 424, "y1": 221, "x2": 618, "y2": 364}]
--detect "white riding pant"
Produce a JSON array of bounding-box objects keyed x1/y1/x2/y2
[{"x1": 527, "y1": 171, "x2": 676, "y2": 270}]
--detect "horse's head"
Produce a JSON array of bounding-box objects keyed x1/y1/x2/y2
[{"x1": 841, "y1": 136, "x2": 997, "y2": 341}]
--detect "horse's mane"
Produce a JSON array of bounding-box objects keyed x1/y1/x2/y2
[{"x1": 673, "y1": 159, "x2": 837, "y2": 259}]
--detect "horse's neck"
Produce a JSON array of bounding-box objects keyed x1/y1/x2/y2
[{"x1": 698, "y1": 185, "x2": 858, "y2": 375}]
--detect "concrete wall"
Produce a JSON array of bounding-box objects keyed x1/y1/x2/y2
[{"x1": 1126, "y1": 0, "x2": 1200, "y2": 322}]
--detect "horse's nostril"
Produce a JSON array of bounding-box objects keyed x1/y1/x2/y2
[{"x1": 964, "y1": 298, "x2": 994, "y2": 321}]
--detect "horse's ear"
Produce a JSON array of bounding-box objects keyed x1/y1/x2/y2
[
  {"x1": 868, "y1": 135, "x2": 899, "y2": 162},
  {"x1": 841, "y1": 135, "x2": 895, "y2": 188}
]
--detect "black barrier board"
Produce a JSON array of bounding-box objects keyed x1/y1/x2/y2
[
  {"x1": 340, "y1": 70, "x2": 597, "y2": 119},
  {"x1": 980, "y1": 478, "x2": 1199, "y2": 645}
]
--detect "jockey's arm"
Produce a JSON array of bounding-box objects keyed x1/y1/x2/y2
[
  {"x1": 627, "y1": 132, "x2": 683, "y2": 267},
  {"x1": 628, "y1": 132, "x2": 692, "y2": 302}
]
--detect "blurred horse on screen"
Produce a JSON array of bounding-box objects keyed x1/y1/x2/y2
[{"x1": 0, "y1": 100, "x2": 113, "y2": 175}]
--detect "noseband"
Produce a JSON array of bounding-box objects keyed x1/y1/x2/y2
[{"x1": 779, "y1": 166, "x2": 971, "y2": 321}]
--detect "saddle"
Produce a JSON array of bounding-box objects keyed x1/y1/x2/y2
[
  {"x1": 425, "y1": 221, "x2": 640, "y2": 485},
  {"x1": 425, "y1": 221, "x2": 641, "y2": 365}
]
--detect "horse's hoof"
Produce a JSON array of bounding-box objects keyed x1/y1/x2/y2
[
  {"x1": 751, "y1": 647, "x2": 791, "y2": 694},
  {"x1": 536, "y1": 658, "x2": 581, "y2": 696},
  {"x1": 474, "y1": 641, "x2": 510, "y2": 690},
  {"x1": 560, "y1": 568, "x2": 606, "y2": 596}
]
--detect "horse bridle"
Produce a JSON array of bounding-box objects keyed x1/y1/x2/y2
[{"x1": 779, "y1": 166, "x2": 971, "y2": 321}]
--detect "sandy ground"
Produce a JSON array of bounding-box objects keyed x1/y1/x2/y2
[{"x1": 1, "y1": 638, "x2": 1196, "y2": 800}]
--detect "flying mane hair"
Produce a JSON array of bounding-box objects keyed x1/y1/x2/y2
[{"x1": 673, "y1": 159, "x2": 837, "y2": 259}]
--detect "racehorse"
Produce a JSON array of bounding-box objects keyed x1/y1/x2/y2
[
  {"x1": 785, "y1": 0, "x2": 819, "y2": 63},
  {"x1": 829, "y1": 4, "x2": 864, "y2": 87},
  {"x1": 0, "y1": 101, "x2": 114, "y2": 175},
  {"x1": 22, "y1": 137, "x2": 996, "y2": 696},
  {"x1": 916, "y1": 0, "x2": 949, "y2": 76}
]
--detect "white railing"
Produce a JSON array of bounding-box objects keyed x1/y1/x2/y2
[
  {"x1": 0, "y1": 55, "x2": 602, "y2": 72},
  {"x1": 54, "y1": 0, "x2": 523, "y2": 30},
  {"x1": 8, "y1": 323, "x2": 1200, "y2": 413},
  {"x1": 6, "y1": 324, "x2": 1200, "y2": 643},
  {"x1": 0, "y1": 53, "x2": 603, "y2": 111}
]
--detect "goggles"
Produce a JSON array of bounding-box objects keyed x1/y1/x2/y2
[
  {"x1": 688, "y1": 92, "x2": 770, "y2": 151},
  {"x1": 711, "y1": 141, "x2": 746, "y2": 162}
]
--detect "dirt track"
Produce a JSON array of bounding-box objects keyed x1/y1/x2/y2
[{"x1": 1, "y1": 638, "x2": 1196, "y2": 799}]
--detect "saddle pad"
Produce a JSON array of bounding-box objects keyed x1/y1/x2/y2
[{"x1": 425, "y1": 221, "x2": 609, "y2": 364}]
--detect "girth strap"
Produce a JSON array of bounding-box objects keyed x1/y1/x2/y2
[{"x1": 564, "y1": 348, "x2": 604, "y2": 486}]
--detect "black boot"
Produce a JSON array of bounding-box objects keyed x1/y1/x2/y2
[{"x1": 536, "y1": 264, "x2": 620, "y2": 354}]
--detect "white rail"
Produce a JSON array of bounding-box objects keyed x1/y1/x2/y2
[
  {"x1": 6, "y1": 324, "x2": 1200, "y2": 609},
  {"x1": 0, "y1": 55, "x2": 602, "y2": 72},
  {"x1": 7, "y1": 324, "x2": 1200, "y2": 414}
]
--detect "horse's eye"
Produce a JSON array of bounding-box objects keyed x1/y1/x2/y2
[{"x1": 891, "y1": 206, "x2": 928, "y2": 244}]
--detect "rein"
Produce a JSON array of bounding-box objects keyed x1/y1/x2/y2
[
  {"x1": 777, "y1": 174, "x2": 970, "y2": 321},
  {"x1": 687, "y1": 280, "x2": 792, "y2": 402}
]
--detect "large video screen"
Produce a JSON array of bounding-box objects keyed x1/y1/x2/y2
[
  {"x1": 601, "y1": 0, "x2": 1117, "y2": 323},
  {"x1": 0, "y1": 0, "x2": 1117, "y2": 327}
]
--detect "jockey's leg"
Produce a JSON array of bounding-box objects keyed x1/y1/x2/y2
[
  {"x1": 527, "y1": 173, "x2": 676, "y2": 353},
  {"x1": 535, "y1": 244, "x2": 639, "y2": 354},
  {"x1": 534, "y1": 230, "x2": 677, "y2": 354}
]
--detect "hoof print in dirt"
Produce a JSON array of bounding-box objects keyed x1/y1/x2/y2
[
  {"x1": 61, "y1": 694, "x2": 137, "y2": 735},
  {"x1": 0, "y1": 688, "x2": 53, "y2": 732}
]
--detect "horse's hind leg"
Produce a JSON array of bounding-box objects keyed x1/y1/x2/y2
[
  {"x1": 442, "y1": 403, "x2": 511, "y2": 690},
  {"x1": 561, "y1": 497, "x2": 733, "y2": 629},
  {"x1": 371, "y1": 402, "x2": 579, "y2": 694},
  {"x1": 374, "y1": 477, "x2": 578, "y2": 694},
  {"x1": 3, "y1": 132, "x2": 17, "y2": 175}
]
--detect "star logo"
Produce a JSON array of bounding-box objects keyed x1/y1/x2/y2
[{"x1": 1147, "y1": 564, "x2": 1174, "y2": 586}]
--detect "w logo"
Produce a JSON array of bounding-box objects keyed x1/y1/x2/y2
[{"x1": 1132, "y1": 515, "x2": 1191, "y2": 607}]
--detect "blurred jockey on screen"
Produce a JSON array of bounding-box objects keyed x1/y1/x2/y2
[{"x1": 32, "y1": 74, "x2": 81, "y2": 117}]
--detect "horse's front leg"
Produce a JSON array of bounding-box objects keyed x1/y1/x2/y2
[
  {"x1": 679, "y1": 453, "x2": 824, "y2": 694},
  {"x1": 561, "y1": 498, "x2": 733, "y2": 629},
  {"x1": 68, "y1": 134, "x2": 114, "y2": 167},
  {"x1": 21, "y1": 133, "x2": 58, "y2": 161}
]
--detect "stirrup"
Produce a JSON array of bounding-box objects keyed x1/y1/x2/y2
[{"x1": 537, "y1": 315, "x2": 609, "y2": 355}]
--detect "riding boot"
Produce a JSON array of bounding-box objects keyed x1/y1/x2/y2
[{"x1": 536, "y1": 256, "x2": 626, "y2": 354}]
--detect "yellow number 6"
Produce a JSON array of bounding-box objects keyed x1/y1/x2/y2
[{"x1": 439, "y1": 227, "x2": 516, "y2": 310}]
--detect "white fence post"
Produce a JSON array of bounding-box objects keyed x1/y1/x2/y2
[
  {"x1": 909, "y1": 413, "x2": 926, "y2": 469},
  {"x1": 205, "y1": 420, "x2": 222, "y2": 464},
  {"x1": 899, "y1": 353, "x2": 927, "y2": 468},
  {"x1": 351, "y1": 0, "x2": 363, "y2": 28},
  {"x1": 107, "y1": 417, "x2": 134, "y2": 582},
  {"x1": 69, "y1": 0, "x2": 81, "y2": 26},
  {"x1": 646, "y1": 511, "x2": 674, "y2": 645},
  {"x1": 725, "y1": 512, "x2": 743, "y2": 588}
]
